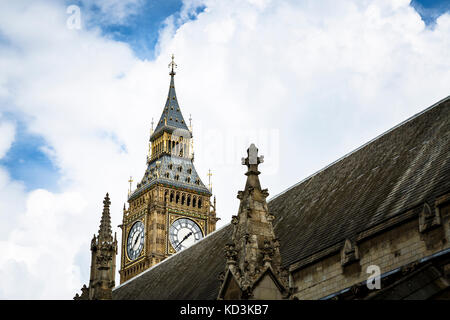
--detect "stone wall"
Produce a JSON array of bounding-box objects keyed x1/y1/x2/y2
[{"x1": 291, "y1": 201, "x2": 450, "y2": 299}]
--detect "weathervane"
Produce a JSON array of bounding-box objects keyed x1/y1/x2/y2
[{"x1": 169, "y1": 54, "x2": 177, "y2": 76}]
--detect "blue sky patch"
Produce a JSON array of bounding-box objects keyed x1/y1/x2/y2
[
  {"x1": 67, "y1": 0, "x2": 206, "y2": 60},
  {"x1": 411, "y1": 0, "x2": 450, "y2": 26},
  {"x1": 0, "y1": 116, "x2": 60, "y2": 192}
]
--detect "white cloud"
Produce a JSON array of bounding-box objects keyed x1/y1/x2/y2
[
  {"x1": 0, "y1": 120, "x2": 15, "y2": 159},
  {"x1": 0, "y1": 0, "x2": 449, "y2": 298},
  {"x1": 79, "y1": 0, "x2": 144, "y2": 25}
]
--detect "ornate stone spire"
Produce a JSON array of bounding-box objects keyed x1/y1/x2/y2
[
  {"x1": 74, "y1": 193, "x2": 117, "y2": 300},
  {"x1": 98, "y1": 193, "x2": 112, "y2": 243},
  {"x1": 218, "y1": 144, "x2": 287, "y2": 300}
]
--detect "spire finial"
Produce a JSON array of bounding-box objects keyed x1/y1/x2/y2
[
  {"x1": 128, "y1": 176, "x2": 133, "y2": 195},
  {"x1": 207, "y1": 169, "x2": 213, "y2": 192},
  {"x1": 168, "y1": 54, "x2": 177, "y2": 76},
  {"x1": 241, "y1": 144, "x2": 264, "y2": 171},
  {"x1": 98, "y1": 193, "x2": 113, "y2": 243},
  {"x1": 241, "y1": 144, "x2": 264, "y2": 191},
  {"x1": 103, "y1": 192, "x2": 111, "y2": 207}
]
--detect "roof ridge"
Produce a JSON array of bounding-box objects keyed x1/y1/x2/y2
[{"x1": 268, "y1": 95, "x2": 450, "y2": 203}]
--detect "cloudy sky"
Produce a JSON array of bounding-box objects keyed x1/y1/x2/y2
[{"x1": 0, "y1": 0, "x2": 449, "y2": 299}]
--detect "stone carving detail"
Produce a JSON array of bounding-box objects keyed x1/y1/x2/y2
[
  {"x1": 74, "y1": 284, "x2": 89, "y2": 300},
  {"x1": 341, "y1": 239, "x2": 359, "y2": 267},
  {"x1": 419, "y1": 202, "x2": 441, "y2": 233},
  {"x1": 218, "y1": 144, "x2": 288, "y2": 299}
]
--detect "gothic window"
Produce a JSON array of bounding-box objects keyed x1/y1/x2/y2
[
  {"x1": 186, "y1": 177, "x2": 191, "y2": 183},
  {"x1": 187, "y1": 168, "x2": 192, "y2": 174},
  {"x1": 195, "y1": 179, "x2": 200, "y2": 185},
  {"x1": 165, "y1": 172, "x2": 169, "y2": 178},
  {"x1": 170, "y1": 191, "x2": 174, "y2": 202},
  {"x1": 181, "y1": 194, "x2": 185, "y2": 205},
  {"x1": 187, "y1": 195, "x2": 191, "y2": 206},
  {"x1": 168, "y1": 163, "x2": 173, "y2": 170},
  {"x1": 198, "y1": 198, "x2": 202, "y2": 208},
  {"x1": 176, "y1": 193, "x2": 180, "y2": 204},
  {"x1": 175, "y1": 174, "x2": 179, "y2": 181},
  {"x1": 164, "y1": 190, "x2": 168, "y2": 202},
  {"x1": 178, "y1": 166, "x2": 182, "y2": 172},
  {"x1": 193, "y1": 196, "x2": 197, "y2": 208}
]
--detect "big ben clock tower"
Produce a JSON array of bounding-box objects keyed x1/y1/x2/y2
[{"x1": 119, "y1": 56, "x2": 218, "y2": 284}]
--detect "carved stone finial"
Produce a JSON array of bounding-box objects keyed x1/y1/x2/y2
[
  {"x1": 241, "y1": 143, "x2": 264, "y2": 169},
  {"x1": 98, "y1": 193, "x2": 113, "y2": 243},
  {"x1": 218, "y1": 144, "x2": 287, "y2": 300}
]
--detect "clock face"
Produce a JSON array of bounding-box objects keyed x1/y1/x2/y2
[
  {"x1": 127, "y1": 221, "x2": 144, "y2": 260},
  {"x1": 169, "y1": 218, "x2": 203, "y2": 252}
]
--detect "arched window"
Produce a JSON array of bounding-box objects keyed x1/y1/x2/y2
[
  {"x1": 193, "y1": 196, "x2": 197, "y2": 208},
  {"x1": 198, "y1": 198, "x2": 202, "y2": 208},
  {"x1": 170, "y1": 191, "x2": 174, "y2": 202},
  {"x1": 176, "y1": 192, "x2": 180, "y2": 204},
  {"x1": 181, "y1": 194, "x2": 185, "y2": 205},
  {"x1": 187, "y1": 195, "x2": 191, "y2": 206}
]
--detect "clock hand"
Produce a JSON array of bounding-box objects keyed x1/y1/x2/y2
[
  {"x1": 175, "y1": 232, "x2": 193, "y2": 249},
  {"x1": 133, "y1": 232, "x2": 141, "y2": 247}
]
